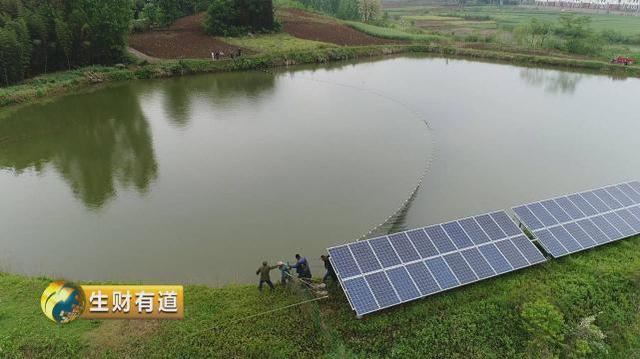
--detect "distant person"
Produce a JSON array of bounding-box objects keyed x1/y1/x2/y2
[
  {"x1": 291, "y1": 254, "x2": 312, "y2": 279},
  {"x1": 277, "y1": 261, "x2": 291, "y2": 286},
  {"x1": 321, "y1": 255, "x2": 337, "y2": 283},
  {"x1": 256, "y1": 261, "x2": 277, "y2": 292}
]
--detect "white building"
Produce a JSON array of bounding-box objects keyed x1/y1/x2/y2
[{"x1": 536, "y1": 0, "x2": 639, "y2": 11}]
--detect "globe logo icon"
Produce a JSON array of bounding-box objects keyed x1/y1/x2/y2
[{"x1": 41, "y1": 281, "x2": 86, "y2": 324}]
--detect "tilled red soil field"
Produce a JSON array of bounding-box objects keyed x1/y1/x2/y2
[
  {"x1": 129, "y1": 13, "x2": 249, "y2": 59},
  {"x1": 279, "y1": 8, "x2": 399, "y2": 46}
]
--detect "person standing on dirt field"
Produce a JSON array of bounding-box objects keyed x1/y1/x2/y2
[
  {"x1": 256, "y1": 261, "x2": 277, "y2": 292},
  {"x1": 321, "y1": 255, "x2": 337, "y2": 283},
  {"x1": 291, "y1": 254, "x2": 311, "y2": 279}
]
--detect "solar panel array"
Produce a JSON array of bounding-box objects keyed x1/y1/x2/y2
[
  {"x1": 513, "y1": 181, "x2": 640, "y2": 258},
  {"x1": 328, "y1": 211, "x2": 546, "y2": 316}
]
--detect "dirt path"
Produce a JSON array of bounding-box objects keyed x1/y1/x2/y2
[{"x1": 127, "y1": 47, "x2": 159, "y2": 63}]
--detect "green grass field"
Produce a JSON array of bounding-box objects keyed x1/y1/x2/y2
[
  {"x1": 345, "y1": 21, "x2": 445, "y2": 42},
  {"x1": 224, "y1": 33, "x2": 334, "y2": 53},
  {"x1": 388, "y1": 5, "x2": 640, "y2": 37},
  {"x1": 3, "y1": 233, "x2": 640, "y2": 357}
]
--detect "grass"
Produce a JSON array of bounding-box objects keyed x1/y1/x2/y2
[
  {"x1": 224, "y1": 33, "x2": 334, "y2": 53},
  {"x1": 344, "y1": 21, "x2": 445, "y2": 42},
  {"x1": 389, "y1": 5, "x2": 640, "y2": 37},
  {"x1": 3, "y1": 235, "x2": 640, "y2": 357},
  {"x1": 0, "y1": 273, "x2": 333, "y2": 358}
]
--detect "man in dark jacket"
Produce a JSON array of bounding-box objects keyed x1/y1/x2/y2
[
  {"x1": 291, "y1": 254, "x2": 312, "y2": 279},
  {"x1": 321, "y1": 255, "x2": 337, "y2": 283},
  {"x1": 256, "y1": 261, "x2": 277, "y2": 292}
]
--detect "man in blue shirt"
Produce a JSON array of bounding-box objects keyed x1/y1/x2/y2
[{"x1": 291, "y1": 254, "x2": 312, "y2": 279}]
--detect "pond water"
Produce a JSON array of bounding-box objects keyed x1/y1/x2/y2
[{"x1": 1, "y1": 55, "x2": 639, "y2": 285}]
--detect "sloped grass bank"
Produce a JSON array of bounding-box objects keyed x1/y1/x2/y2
[
  {"x1": 324, "y1": 236, "x2": 640, "y2": 357},
  {"x1": 2, "y1": 44, "x2": 639, "y2": 109},
  {"x1": 3, "y1": 236, "x2": 640, "y2": 357}
]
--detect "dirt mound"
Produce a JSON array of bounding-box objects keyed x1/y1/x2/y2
[
  {"x1": 129, "y1": 13, "x2": 249, "y2": 59},
  {"x1": 279, "y1": 8, "x2": 399, "y2": 46}
]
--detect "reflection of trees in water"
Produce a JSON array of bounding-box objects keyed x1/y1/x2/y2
[
  {"x1": 154, "y1": 71, "x2": 277, "y2": 128},
  {"x1": 0, "y1": 86, "x2": 157, "y2": 209},
  {"x1": 519, "y1": 68, "x2": 584, "y2": 94}
]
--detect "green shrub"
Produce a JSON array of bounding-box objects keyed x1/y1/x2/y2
[{"x1": 203, "y1": 0, "x2": 275, "y2": 37}]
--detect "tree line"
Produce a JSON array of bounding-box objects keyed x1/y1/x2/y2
[
  {"x1": 0, "y1": 0, "x2": 133, "y2": 86},
  {"x1": 296, "y1": 0, "x2": 381, "y2": 22}
]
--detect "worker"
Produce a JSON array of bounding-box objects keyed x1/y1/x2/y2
[
  {"x1": 256, "y1": 261, "x2": 277, "y2": 292},
  {"x1": 291, "y1": 254, "x2": 312, "y2": 279},
  {"x1": 277, "y1": 261, "x2": 291, "y2": 286},
  {"x1": 321, "y1": 255, "x2": 337, "y2": 283}
]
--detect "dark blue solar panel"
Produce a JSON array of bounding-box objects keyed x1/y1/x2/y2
[
  {"x1": 581, "y1": 191, "x2": 610, "y2": 213},
  {"x1": 443, "y1": 252, "x2": 477, "y2": 284},
  {"x1": 369, "y1": 237, "x2": 401, "y2": 268},
  {"x1": 343, "y1": 277, "x2": 378, "y2": 315},
  {"x1": 548, "y1": 225, "x2": 583, "y2": 252},
  {"x1": 459, "y1": 218, "x2": 491, "y2": 245},
  {"x1": 627, "y1": 181, "x2": 640, "y2": 198},
  {"x1": 461, "y1": 247, "x2": 495, "y2": 279},
  {"x1": 618, "y1": 184, "x2": 640, "y2": 204},
  {"x1": 348, "y1": 241, "x2": 381, "y2": 273},
  {"x1": 555, "y1": 196, "x2": 585, "y2": 220},
  {"x1": 386, "y1": 267, "x2": 420, "y2": 302},
  {"x1": 495, "y1": 239, "x2": 529, "y2": 269},
  {"x1": 562, "y1": 223, "x2": 596, "y2": 249},
  {"x1": 577, "y1": 219, "x2": 610, "y2": 244},
  {"x1": 540, "y1": 200, "x2": 571, "y2": 223},
  {"x1": 328, "y1": 246, "x2": 361, "y2": 279},
  {"x1": 478, "y1": 243, "x2": 513, "y2": 274},
  {"x1": 511, "y1": 236, "x2": 546, "y2": 264},
  {"x1": 442, "y1": 221, "x2": 474, "y2": 249},
  {"x1": 490, "y1": 211, "x2": 522, "y2": 237},
  {"x1": 406, "y1": 261, "x2": 440, "y2": 296},
  {"x1": 475, "y1": 214, "x2": 507, "y2": 241},
  {"x1": 606, "y1": 186, "x2": 634, "y2": 207},
  {"x1": 424, "y1": 225, "x2": 457, "y2": 254},
  {"x1": 513, "y1": 206, "x2": 544, "y2": 231},
  {"x1": 527, "y1": 203, "x2": 558, "y2": 227},
  {"x1": 603, "y1": 212, "x2": 635, "y2": 237},
  {"x1": 425, "y1": 257, "x2": 459, "y2": 290},
  {"x1": 406, "y1": 229, "x2": 439, "y2": 259},
  {"x1": 534, "y1": 229, "x2": 569, "y2": 257},
  {"x1": 590, "y1": 216, "x2": 622, "y2": 241},
  {"x1": 568, "y1": 194, "x2": 598, "y2": 216},
  {"x1": 388, "y1": 233, "x2": 421, "y2": 263},
  {"x1": 628, "y1": 205, "x2": 640, "y2": 221},
  {"x1": 365, "y1": 272, "x2": 400, "y2": 308},
  {"x1": 593, "y1": 188, "x2": 622, "y2": 210},
  {"x1": 615, "y1": 209, "x2": 640, "y2": 232}
]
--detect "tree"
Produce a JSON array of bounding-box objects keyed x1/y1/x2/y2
[
  {"x1": 55, "y1": 16, "x2": 72, "y2": 69},
  {"x1": 359, "y1": 0, "x2": 380, "y2": 23},
  {"x1": 202, "y1": 0, "x2": 275, "y2": 37},
  {"x1": 337, "y1": 0, "x2": 360, "y2": 20},
  {"x1": 203, "y1": 0, "x2": 242, "y2": 36},
  {"x1": 514, "y1": 18, "x2": 553, "y2": 49}
]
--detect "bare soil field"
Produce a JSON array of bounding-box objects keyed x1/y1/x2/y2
[
  {"x1": 129, "y1": 13, "x2": 249, "y2": 59},
  {"x1": 279, "y1": 8, "x2": 400, "y2": 46}
]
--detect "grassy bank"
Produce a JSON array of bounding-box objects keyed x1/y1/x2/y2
[
  {"x1": 1, "y1": 43, "x2": 639, "y2": 109},
  {"x1": 3, "y1": 234, "x2": 640, "y2": 357}
]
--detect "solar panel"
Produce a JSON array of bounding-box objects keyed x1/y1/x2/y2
[
  {"x1": 513, "y1": 181, "x2": 640, "y2": 259},
  {"x1": 328, "y1": 210, "x2": 547, "y2": 316}
]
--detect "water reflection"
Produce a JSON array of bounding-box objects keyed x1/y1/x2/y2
[
  {"x1": 0, "y1": 86, "x2": 157, "y2": 209},
  {"x1": 519, "y1": 68, "x2": 583, "y2": 94},
  {"x1": 158, "y1": 71, "x2": 276, "y2": 128}
]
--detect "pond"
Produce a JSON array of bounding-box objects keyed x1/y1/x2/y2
[{"x1": 1, "y1": 55, "x2": 639, "y2": 285}]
